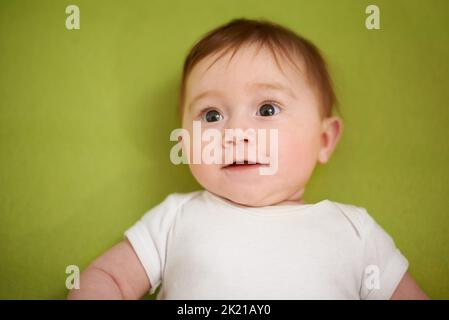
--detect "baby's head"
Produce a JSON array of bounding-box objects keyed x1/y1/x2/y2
[{"x1": 178, "y1": 18, "x2": 343, "y2": 207}]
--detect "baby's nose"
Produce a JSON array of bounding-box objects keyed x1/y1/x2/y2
[
  {"x1": 221, "y1": 127, "x2": 256, "y2": 148},
  {"x1": 222, "y1": 133, "x2": 249, "y2": 146},
  {"x1": 221, "y1": 114, "x2": 258, "y2": 147}
]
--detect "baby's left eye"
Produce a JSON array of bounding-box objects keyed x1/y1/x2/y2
[{"x1": 256, "y1": 103, "x2": 281, "y2": 117}]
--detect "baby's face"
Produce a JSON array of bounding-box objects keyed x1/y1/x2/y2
[{"x1": 181, "y1": 44, "x2": 335, "y2": 206}]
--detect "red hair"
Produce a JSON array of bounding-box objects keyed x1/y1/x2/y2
[{"x1": 179, "y1": 18, "x2": 338, "y2": 118}]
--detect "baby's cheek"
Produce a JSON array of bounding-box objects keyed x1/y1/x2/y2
[
  {"x1": 189, "y1": 163, "x2": 217, "y2": 186},
  {"x1": 277, "y1": 129, "x2": 320, "y2": 175}
]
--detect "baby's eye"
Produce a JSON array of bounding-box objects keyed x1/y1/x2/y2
[
  {"x1": 257, "y1": 103, "x2": 281, "y2": 117},
  {"x1": 202, "y1": 109, "x2": 224, "y2": 122}
]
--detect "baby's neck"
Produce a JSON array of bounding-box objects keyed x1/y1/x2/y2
[
  {"x1": 274, "y1": 189, "x2": 306, "y2": 206},
  {"x1": 275, "y1": 199, "x2": 305, "y2": 206}
]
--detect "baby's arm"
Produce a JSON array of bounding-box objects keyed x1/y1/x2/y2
[
  {"x1": 67, "y1": 239, "x2": 151, "y2": 300},
  {"x1": 390, "y1": 272, "x2": 429, "y2": 300}
]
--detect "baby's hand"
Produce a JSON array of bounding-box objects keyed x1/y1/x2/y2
[{"x1": 67, "y1": 239, "x2": 151, "y2": 300}]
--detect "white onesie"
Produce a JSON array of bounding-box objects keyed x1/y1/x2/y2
[{"x1": 124, "y1": 190, "x2": 409, "y2": 299}]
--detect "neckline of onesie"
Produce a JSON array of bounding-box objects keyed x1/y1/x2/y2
[{"x1": 202, "y1": 190, "x2": 329, "y2": 217}]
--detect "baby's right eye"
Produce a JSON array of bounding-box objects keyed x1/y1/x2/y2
[{"x1": 202, "y1": 109, "x2": 224, "y2": 123}]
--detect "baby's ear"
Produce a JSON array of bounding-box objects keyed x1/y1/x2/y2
[{"x1": 318, "y1": 116, "x2": 343, "y2": 164}]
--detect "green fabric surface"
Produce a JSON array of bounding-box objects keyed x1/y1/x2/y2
[{"x1": 0, "y1": 0, "x2": 448, "y2": 299}]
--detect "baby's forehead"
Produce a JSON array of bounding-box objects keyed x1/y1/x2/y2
[{"x1": 186, "y1": 44, "x2": 309, "y2": 95}]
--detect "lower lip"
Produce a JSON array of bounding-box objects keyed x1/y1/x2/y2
[{"x1": 222, "y1": 164, "x2": 268, "y2": 172}]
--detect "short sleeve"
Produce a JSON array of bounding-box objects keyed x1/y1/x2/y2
[
  {"x1": 124, "y1": 193, "x2": 186, "y2": 295},
  {"x1": 358, "y1": 208, "x2": 409, "y2": 300}
]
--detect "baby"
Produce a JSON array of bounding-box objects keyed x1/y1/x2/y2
[{"x1": 68, "y1": 18, "x2": 428, "y2": 300}]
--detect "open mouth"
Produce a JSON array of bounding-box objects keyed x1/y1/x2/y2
[{"x1": 222, "y1": 160, "x2": 269, "y2": 170}]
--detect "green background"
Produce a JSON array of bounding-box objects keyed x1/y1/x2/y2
[{"x1": 1, "y1": 0, "x2": 448, "y2": 299}]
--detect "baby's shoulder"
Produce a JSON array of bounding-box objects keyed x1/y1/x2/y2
[
  {"x1": 162, "y1": 190, "x2": 203, "y2": 208},
  {"x1": 324, "y1": 199, "x2": 377, "y2": 240},
  {"x1": 138, "y1": 190, "x2": 203, "y2": 225}
]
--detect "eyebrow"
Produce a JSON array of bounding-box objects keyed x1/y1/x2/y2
[
  {"x1": 188, "y1": 90, "x2": 224, "y2": 110},
  {"x1": 248, "y1": 82, "x2": 297, "y2": 99},
  {"x1": 187, "y1": 81, "x2": 296, "y2": 110}
]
